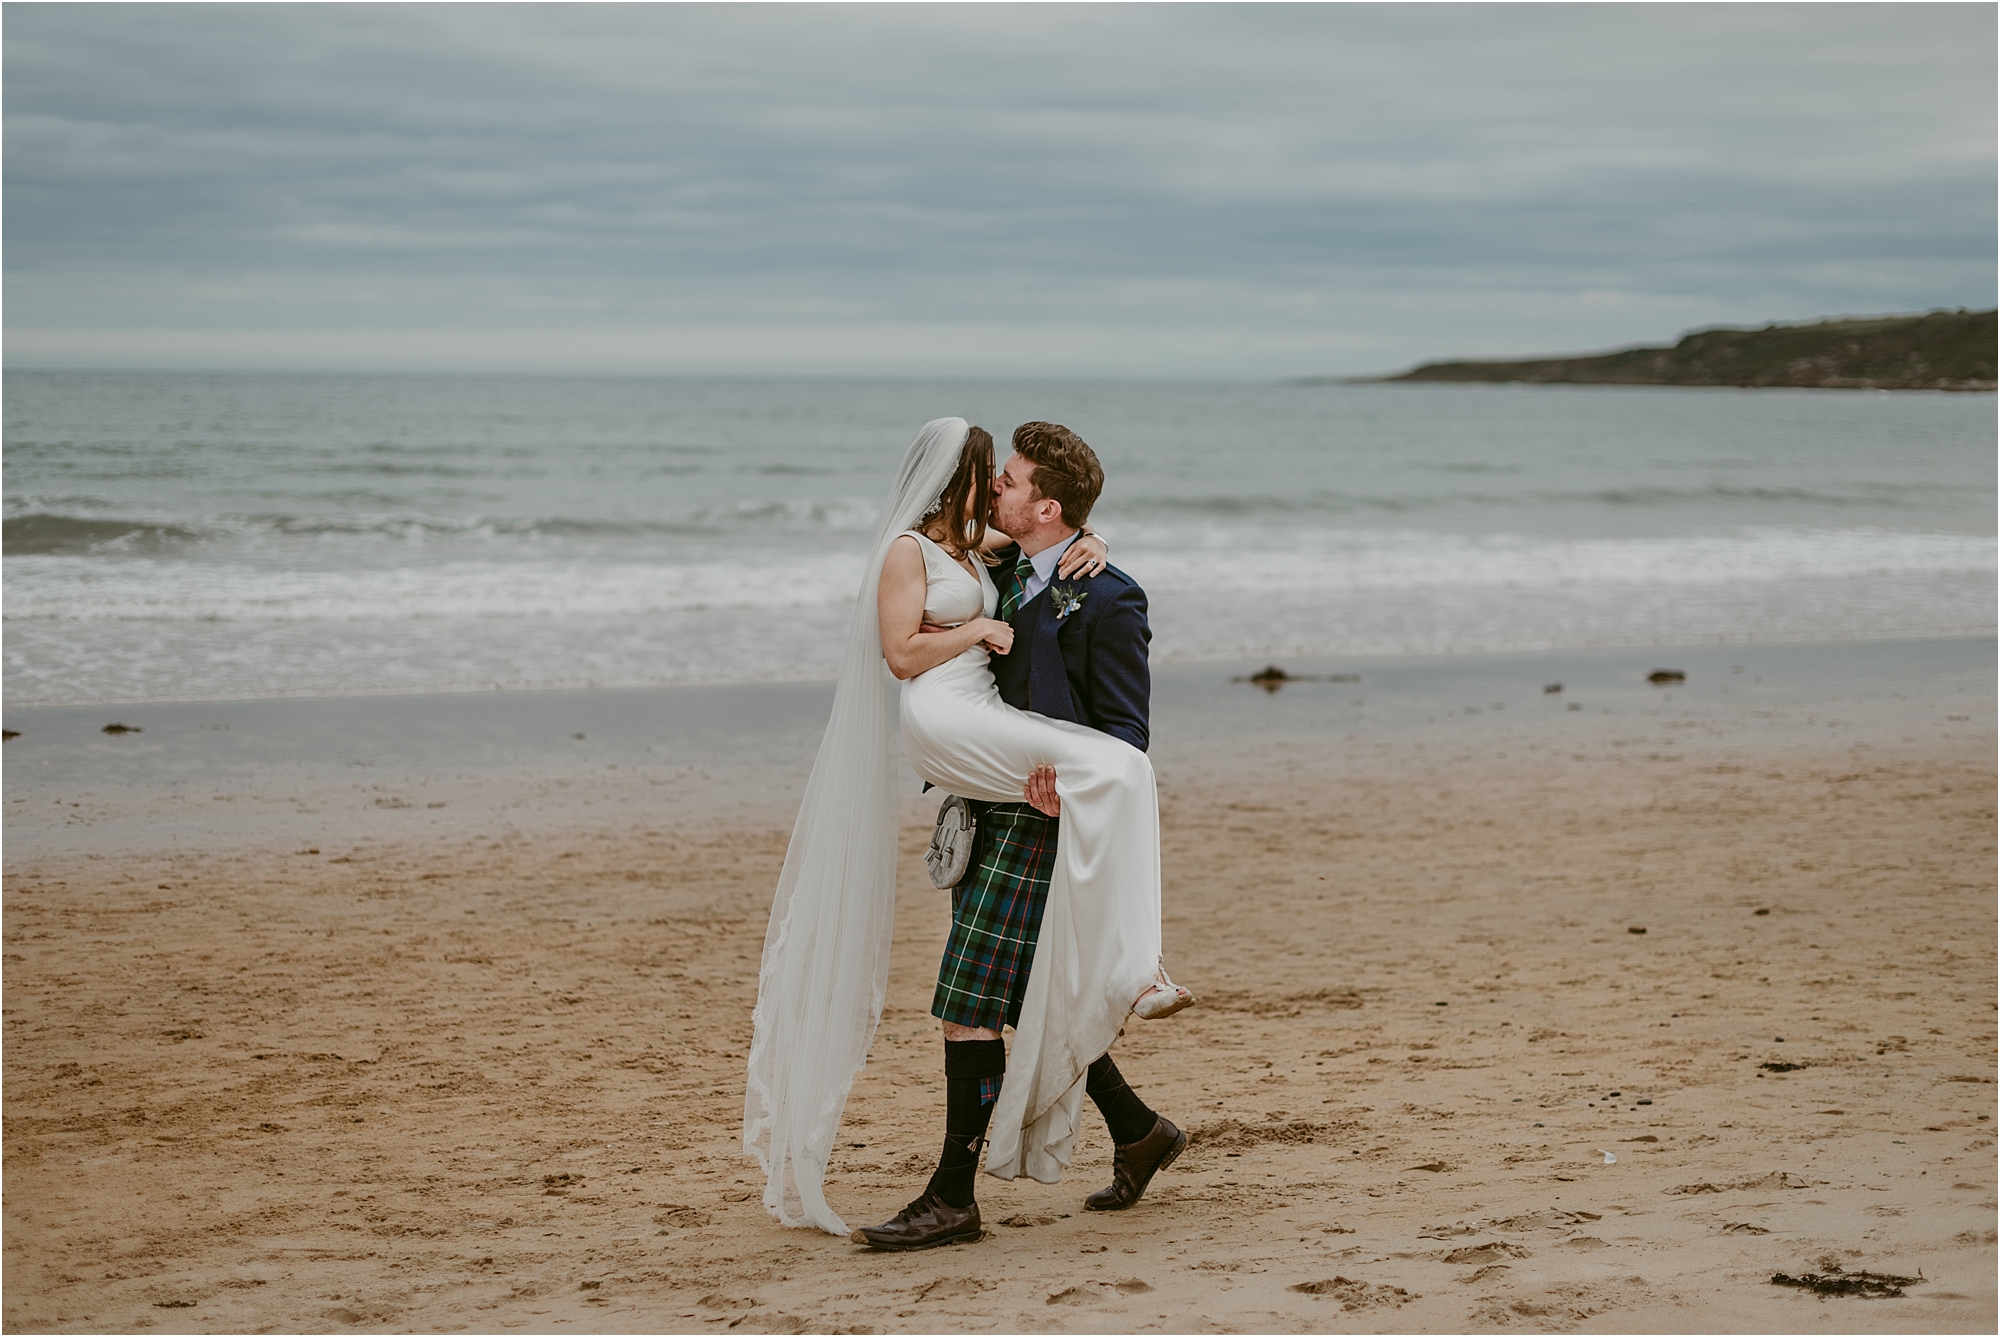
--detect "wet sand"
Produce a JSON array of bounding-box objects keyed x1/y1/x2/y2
[{"x1": 4, "y1": 643, "x2": 1995, "y2": 1333}]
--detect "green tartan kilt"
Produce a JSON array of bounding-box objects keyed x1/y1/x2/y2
[{"x1": 931, "y1": 800, "x2": 1058, "y2": 1031}]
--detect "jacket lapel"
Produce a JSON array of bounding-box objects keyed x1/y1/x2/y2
[{"x1": 1026, "y1": 584, "x2": 1077, "y2": 723}]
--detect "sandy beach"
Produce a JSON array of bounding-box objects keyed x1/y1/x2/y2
[
  {"x1": 9, "y1": 9, "x2": 1996, "y2": 1332},
  {"x1": 4, "y1": 642, "x2": 1994, "y2": 1333}
]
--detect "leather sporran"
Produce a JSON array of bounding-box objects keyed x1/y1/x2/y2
[{"x1": 925, "y1": 794, "x2": 977, "y2": 889}]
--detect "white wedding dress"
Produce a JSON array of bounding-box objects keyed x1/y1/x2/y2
[
  {"x1": 745, "y1": 416, "x2": 1160, "y2": 1237},
  {"x1": 897, "y1": 531, "x2": 1162, "y2": 1185}
]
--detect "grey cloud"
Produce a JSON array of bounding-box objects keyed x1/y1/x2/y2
[{"x1": 5, "y1": 3, "x2": 1993, "y2": 375}]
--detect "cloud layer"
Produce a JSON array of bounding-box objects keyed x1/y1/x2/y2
[{"x1": 6, "y1": 4, "x2": 1994, "y2": 376}]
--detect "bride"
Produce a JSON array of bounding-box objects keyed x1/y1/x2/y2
[{"x1": 744, "y1": 417, "x2": 1179, "y2": 1237}]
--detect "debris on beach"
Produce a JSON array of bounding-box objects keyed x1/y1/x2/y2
[
  {"x1": 1646, "y1": 668, "x2": 1686, "y2": 684},
  {"x1": 1760, "y1": 1061, "x2": 1808, "y2": 1073},
  {"x1": 1235, "y1": 664, "x2": 1363, "y2": 693},
  {"x1": 1771, "y1": 1264, "x2": 1922, "y2": 1299},
  {"x1": 101, "y1": 722, "x2": 142, "y2": 734},
  {"x1": 1543, "y1": 682, "x2": 1562, "y2": 693},
  {"x1": 1, "y1": 730, "x2": 16, "y2": 741},
  {"x1": 1628, "y1": 926, "x2": 1647, "y2": 934}
]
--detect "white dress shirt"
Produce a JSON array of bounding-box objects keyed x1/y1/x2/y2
[{"x1": 1019, "y1": 531, "x2": 1080, "y2": 607}]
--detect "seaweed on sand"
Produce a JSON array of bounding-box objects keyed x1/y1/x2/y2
[{"x1": 1771, "y1": 1266, "x2": 1922, "y2": 1298}]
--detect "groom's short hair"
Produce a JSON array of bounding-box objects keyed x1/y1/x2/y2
[{"x1": 1011, "y1": 422, "x2": 1103, "y2": 528}]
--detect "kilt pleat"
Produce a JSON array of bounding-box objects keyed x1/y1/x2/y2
[{"x1": 931, "y1": 801, "x2": 1058, "y2": 1031}]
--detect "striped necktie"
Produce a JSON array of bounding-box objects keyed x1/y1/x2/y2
[{"x1": 998, "y1": 550, "x2": 1035, "y2": 622}]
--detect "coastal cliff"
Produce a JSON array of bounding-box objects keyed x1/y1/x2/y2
[{"x1": 1368, "y1": 308, "x2": 1996, "y2": 391}]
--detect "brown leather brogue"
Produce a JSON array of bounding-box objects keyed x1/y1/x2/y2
[
  {"x1": 1084, "y1": 1115, "x2": 1186, "y2": 1211},
  {"x1": 852, "y1": 1191, "x2": 983, "y2": 1250}
]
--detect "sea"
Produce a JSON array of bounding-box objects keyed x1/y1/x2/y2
[{"x1": 4, "y1": 371, "x2": 1993, "y2": 707}]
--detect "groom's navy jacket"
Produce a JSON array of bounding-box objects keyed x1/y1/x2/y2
[{"x1": 990, "y1": 544, "x2": 1151, "y2": 754}]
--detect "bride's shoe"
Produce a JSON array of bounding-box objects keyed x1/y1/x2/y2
[{"x1": 1132, "y1": 962, "x2": 1197, "y2": 1020}]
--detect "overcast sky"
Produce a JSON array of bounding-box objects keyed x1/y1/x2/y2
[{"x1": 5, "y1": 3, "x2": 1994, "y2": 377}]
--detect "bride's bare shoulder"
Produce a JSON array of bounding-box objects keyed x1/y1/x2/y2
[{"x1": 882, "y1": 532, "x2": 926, "y2": 575}]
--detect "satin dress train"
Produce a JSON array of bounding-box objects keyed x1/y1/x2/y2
[{"x1": 896, "y1": 532, "x2": 1161, "y2": 1183}]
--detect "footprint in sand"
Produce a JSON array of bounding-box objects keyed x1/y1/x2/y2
[
  {"x1": 1288, "y1": 1277, "x2": 1417, "y2": 1311},
  {"x1": 1485, "y1": 1278, "x2": 1637, "y2": 1328},
  {"x1": 1442, "y1": 1242, "x2": 1532, "y2": 1265},
  {"x1": 1046, "y1": 1279, "x2": 1154, "y2": 1306}
]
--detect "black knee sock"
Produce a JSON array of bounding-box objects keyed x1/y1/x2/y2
[
  {"x1": 1086, "y1": 1053, "x2": 1158, "y2": 1146},
  {"x1": 926, "y1": 1038, "x2": 1006, "y2": 1208}
]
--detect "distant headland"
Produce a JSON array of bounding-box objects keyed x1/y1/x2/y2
[{"x1": 1341, "y1": 309, "x2": 1996, "y2": 391}]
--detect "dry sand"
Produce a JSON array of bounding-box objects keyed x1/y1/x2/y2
[{"x1": 4, "y1": 731, "x2": 1995, "y2": 1333}]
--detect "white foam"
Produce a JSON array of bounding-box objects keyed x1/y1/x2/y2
[
  {"x1": 2, "y1": 552, "x2": 869, "y2": 623},
  {"x1": 4, "y1": 526, "x2": 1991, "y2": 704}
]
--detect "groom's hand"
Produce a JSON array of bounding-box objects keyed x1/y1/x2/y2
[{"x1": 1023, "y1": 763, "x2": 1061, "y2": 817}]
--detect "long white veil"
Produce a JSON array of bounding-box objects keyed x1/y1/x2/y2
[{"x1": 743, "y1": 416, "x2": 971, "y2": 1235}]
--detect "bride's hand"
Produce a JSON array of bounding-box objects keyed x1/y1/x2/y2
[
  {"x1": 1056, "y1": 530, "x2": 1108, "y2": 579},
  {"x1": 974, "y1": 619, "x2": 1014, "y2": 655}
]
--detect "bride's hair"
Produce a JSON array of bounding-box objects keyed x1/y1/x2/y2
[{"x1": 920, "y1": 425, "x2": 998, "y2": 564}]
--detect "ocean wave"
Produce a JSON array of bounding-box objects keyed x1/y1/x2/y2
[
  {"x1": 1125, "y1": 528, "x2": 1996, "y2": 595},
  {"x1": 2, "y1": 501, "x2": 886, "y2": 554},
  {"x1": 6, "y1": 527, "x2": 1988, "y2": 626},
  {"x1": 684, "y1": 497, "x2": 881, "y2": 530},
  {"x1": 5, "y1": 570, "x2": 1990, "y2": 707},
  {"x1": 2, "y1": 553, "x2": 871, "y2": 622},
  {"x1": 1098, "y1": 483, "x2": 1964, "y2": 520},
  {"x1": 331, "y1": 460, "x2": 492, "y2": 478},
  {"x1": 2, "y1": 513, "x2": 205, "y2": 555},
  {"x1": 1581, "y1": 484, "x2": 1932, "y2": 508},
  {"x1": 9, "y1": 480, "x2": 1978, "y2": 560}
]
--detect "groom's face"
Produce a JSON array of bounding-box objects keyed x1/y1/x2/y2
[{"x1": 994, "y1": 453, "x2": 1055, "y2": 536}]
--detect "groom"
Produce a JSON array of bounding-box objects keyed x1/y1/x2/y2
[{"x1": 858, "y1": 421, "x2": 1185, "y2": 1251}]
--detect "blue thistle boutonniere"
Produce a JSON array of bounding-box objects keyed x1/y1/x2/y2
[{"x1": 1050, "y1": 584, "x2": 1088, "y2": 621}]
